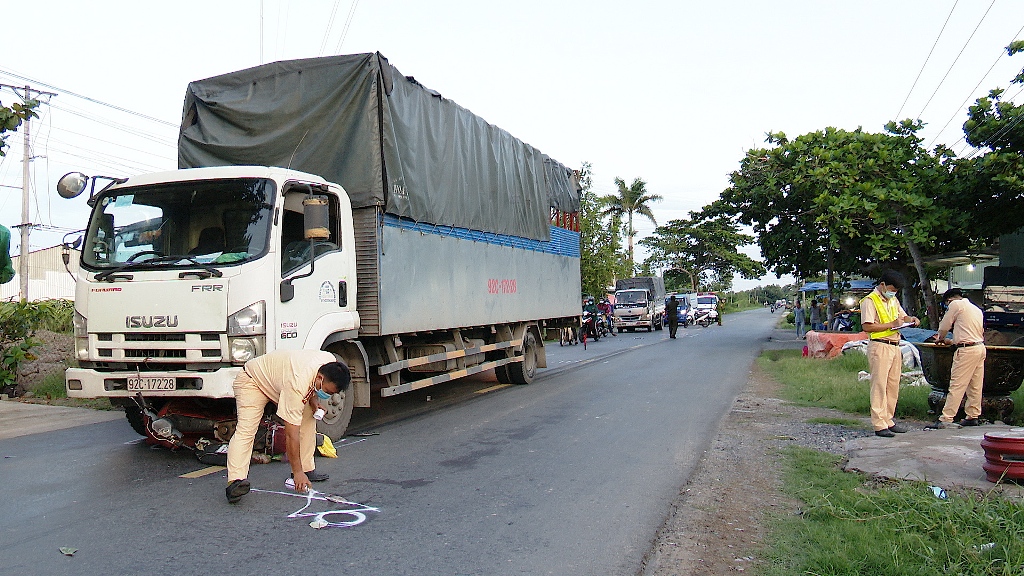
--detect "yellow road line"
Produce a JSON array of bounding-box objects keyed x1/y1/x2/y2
[
  {"x1": 179, "y1": 465, "x2": 225, "y2": 479},
  {"x1": 475, "y1": 384, "x2": 512, "y2": 394}
]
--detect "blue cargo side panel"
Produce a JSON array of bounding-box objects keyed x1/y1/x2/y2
[{"x1": 377, "y1": 216, "x2": 581, "y2": 335}]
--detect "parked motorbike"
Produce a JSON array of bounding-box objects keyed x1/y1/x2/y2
[
  {"x1": 830, "y1": 310, "x2": 854, "y2": 331},
  {"x1": 694, "y1": 309, "x2": 713, "y2": 327}
]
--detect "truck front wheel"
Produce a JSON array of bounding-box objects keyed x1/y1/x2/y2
[
  {"x1": 508, "y1": 332, "x2": 538, "y2": 385},
  {"x1": 317, "y1": 387, "x2": 355, "y2": 441}
]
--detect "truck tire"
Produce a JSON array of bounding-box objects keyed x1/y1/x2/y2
[
  {"x1": 494, "y1": 363, "x2": 512, "y2": 384},
  {"x1": 508, "y1": 332, "x2": 538, "y2": 385},
  {"x1": 316, "y1": 387, "x2": 355, "y2": 441},
  {"x1": 655, "y1": 318, "x2": 663, "y2": 331},
  {"x1": 124, "y1": 404, "x2": 148, "y2": 437}
]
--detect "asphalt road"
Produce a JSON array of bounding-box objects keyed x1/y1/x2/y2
[{"x1": 0, "y1": 308, "x2": 780, "y2": 576}]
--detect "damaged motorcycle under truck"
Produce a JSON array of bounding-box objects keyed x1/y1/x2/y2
[{"x1": 57, "y1": 52, "x2": 582, "y2": 455}]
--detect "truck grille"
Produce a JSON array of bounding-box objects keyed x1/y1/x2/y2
[{"x1": 92, "y1": 332, "x2": 225, "y2": 363}]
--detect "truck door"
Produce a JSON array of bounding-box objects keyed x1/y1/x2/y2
[{"x1": 276, "y1": 186, "x2": 352, "y2": 349}]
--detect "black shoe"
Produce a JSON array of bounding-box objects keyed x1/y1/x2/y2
[
  {"x1": 291, "y1": 470, "x2": 329, "y2": 482},
  {"x1": 889, "y1": 424, "x2": 908, "y2": 433},
  {"x1": 925, "y1": 421, "x2": 960, "y2": 430},
  {"x1": 875, "y1": 428, "x2": 896, "y2": 437},
  {"x1": 959, "y1": 418, "x2": 980, "y2": 427},
  {"x1": 226, "y1": 479, "x2": 250, "y2": 504}
]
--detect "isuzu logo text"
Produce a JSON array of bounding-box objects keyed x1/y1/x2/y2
[{"x1": 126, "y1": 315, "x2": 179, "y2": 328}]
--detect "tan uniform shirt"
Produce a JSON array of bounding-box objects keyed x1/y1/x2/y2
[
  {"x1": 243, "y1": 349, "x2": 336, "y2": 426},
  {"x1": 938, "y1": 298, "x2": 985, "y2": 344},
  {"x1": 860, "y1": 289, "x2": 907, "y2": 339}
]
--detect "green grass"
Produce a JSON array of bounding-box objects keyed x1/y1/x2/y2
[
  {"x1": 761, "y1": 446, "x2": 1024, "y2": 576},
  {"x1": 15, "y1": 369, "x2": 115, "y2": 410},
  {"x1": 758, "y1": 349, "x2": 934, "y2": 421}
]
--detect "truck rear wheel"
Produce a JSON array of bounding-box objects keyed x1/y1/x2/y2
[
  {"x1": 494, "y1": 363, "x2": 512, "y2": 384},
  {"x1": 508, "y1": 332, "x2": 538, "y2": 385},
  {"x1": 317, "y1": 387, "x2": 354, "y2": 441}
]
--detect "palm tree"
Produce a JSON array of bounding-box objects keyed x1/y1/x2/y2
[{"x1": 599, "y1": 177, "x2": 662, "y2": 273}]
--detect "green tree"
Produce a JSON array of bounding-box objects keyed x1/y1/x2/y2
[
  {"x1": 715, "y1": 124, "x2": 960, "y2": 327},
  {"x1": 640, "y1": 213, "x2": 765, "y2": 291},
  {"x1": 599, "y1": 177, "x2": 662, "y2": 274},
  {"x1": 0, "y1": 98, "x2": 39, "y2": 157},
  {"x1": 957, "y1": 40, "x2": 1024, "y2": 243},
  {"x1": 578, "y1": 163, "x2": 627, "y2": 298}
]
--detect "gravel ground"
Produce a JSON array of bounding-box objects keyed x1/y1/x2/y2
[{"x1": 640, "y1": 362, "x2": 875, "y2": 575}]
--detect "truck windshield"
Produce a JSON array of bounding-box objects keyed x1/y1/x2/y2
[
  {"x1": 616, "y1": 291, "x2": 647, "y2": 305},
  {"x1": 697, "y1": 297, "x2": 716, "y2": 306},
  {"x1": 81, "y1": 178, "x2": 275, "y2": 269}
]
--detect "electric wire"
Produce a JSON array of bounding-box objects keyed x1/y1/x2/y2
[
  {"x1": 896, "y1": 0, "x2": 959, "y2": 121},
  {"x1": 334, "y1": 0, "x2": 360, "y2": 54},
  {"x1": 958, "y1": 83, "x2": 1024, "y2": 158},
  {"x1": 917, "y1": 0, "x2": 997, "y2": 120},
  {"x1": 0, "y1": 66, "x2": 177, "y2": 127},
  {"x1": 319, "y1": 0, "x2": 343, "y2": 56},
  {"x1": 926, "y1": 23, "x2": 1024, "y2": 149}
]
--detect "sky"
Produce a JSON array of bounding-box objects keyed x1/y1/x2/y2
[{"x1": 3, "y1": 0, "x2": 1024, "y2": 290}]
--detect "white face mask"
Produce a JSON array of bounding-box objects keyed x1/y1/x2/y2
[{"x1": 882, "y1": 290, "x2": 897, "y2": 299}]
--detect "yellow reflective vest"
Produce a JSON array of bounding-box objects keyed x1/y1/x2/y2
[{"x1": 862, "y1": 291, "x2": 899, "y2": 340}]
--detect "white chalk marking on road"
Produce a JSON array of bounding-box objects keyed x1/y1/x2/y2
[
  {"x1": 475, "y1": 384, "x2": 511, "y2": 394},
  {"x1": 123, "y1": 438, "x2": 145, "y2": 445},
  {"x1": 251, "y1": 487, "x2": 379, "y2": 528}
]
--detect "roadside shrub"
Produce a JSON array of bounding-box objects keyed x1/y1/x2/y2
[{"x1": 0, "y1": 299, "x2": 73, "y2": 394}]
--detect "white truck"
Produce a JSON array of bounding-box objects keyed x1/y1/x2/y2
[
  {"x1": 59, "y1": 53, "x2": 581, "y2": 447},
  {"x1": 612, "y1": 276, "x2": 666, "y2": 332}
]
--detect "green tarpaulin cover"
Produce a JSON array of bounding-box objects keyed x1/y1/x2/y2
[{"x1": 178, "y1": 52, "x2": 579, "y2": 241}]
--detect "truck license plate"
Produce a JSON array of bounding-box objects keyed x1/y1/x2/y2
[{"x1": 127, "y1": 377, "x2": 176, "y2": 391}]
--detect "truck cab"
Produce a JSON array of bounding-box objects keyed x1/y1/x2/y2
[
  {"x1": 613, "y1": 288, "x2": 664, "y2": 332},
  {"x1": 64, "y1": 166, "x2": 360, "y2": 441}
]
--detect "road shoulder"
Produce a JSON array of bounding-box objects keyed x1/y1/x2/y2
[
  {"x1": 0, "y1": 400, "x2": 122, "y2": 441},
  {"x1": 640, "y1": 361, "x2": 870, "y2": 574}
]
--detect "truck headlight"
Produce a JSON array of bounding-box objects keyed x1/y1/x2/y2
[
  {"x1": 228, "y1": 301, "x2": 266, "y2": 336},
  {"x1": 74, "y1": 310, "x2": 89, "y2": 360},
  {"x1": 229, "y1": 336, "x2": 265, "y2": 364}
]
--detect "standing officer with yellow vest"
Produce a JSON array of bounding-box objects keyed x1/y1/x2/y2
[{"x1": 860, "y1": 270, "x2": 920, "y2": 437}]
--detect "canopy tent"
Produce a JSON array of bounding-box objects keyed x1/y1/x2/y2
[{"x1": 798, "y1": 280, "x2": 875, "y2": 293}]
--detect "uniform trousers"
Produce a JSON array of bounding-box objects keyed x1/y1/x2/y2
[
  {"x1": 226, "y1": 371, "x2": 316, "y2": 482},
  {"x1": 939, "y1": 345, "x2": 986, "y2": 423},
  {"x1": 868, "y1": 339, "x2": 902, "y2": 431}
]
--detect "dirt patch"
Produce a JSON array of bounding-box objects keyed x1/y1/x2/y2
[{"x1": 641, "y1": 362, "x2": 874, "y2": 575}]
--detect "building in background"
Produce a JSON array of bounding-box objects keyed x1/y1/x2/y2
[{"x1": 1, "y1": 245, "x2": 79, "y2": 301}]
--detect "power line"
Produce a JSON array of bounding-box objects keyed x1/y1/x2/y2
[
  {"x1": 926, "y1": 23, "x2": 1024, "y2": 149},
  {"x1": 896, "y1": 0, "x2": 959, "y2": 121},
  {"x1": 319, "y1": 0, "x2": 343, "y2": 56},
  {"x1": 0, "y1": 66, "x2": 177, "y2": 127},
  {"x1": 917, "y1": 0, "x2": 997, "y2": 120},
  {"x1": 958, "y1": 83, "x2": 1024, "y2": 158},
  {"x1": 334, "y1": 0, "x2": 361, "y2": 54}
]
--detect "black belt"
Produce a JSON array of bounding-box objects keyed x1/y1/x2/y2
[
  {"x1": 871, "y1": 339, "x2": 901, "y2": 347},
  {"x1": 952, "y1": 341, "x2": 983, "y2": 349}
]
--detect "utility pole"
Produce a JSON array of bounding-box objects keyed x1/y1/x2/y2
[
  {"x1": 3, "y1": 84, "x2": 56, "y2": 301},
  {"x1": 20, "y1": 91, "x2": 30, "y2": 301}
]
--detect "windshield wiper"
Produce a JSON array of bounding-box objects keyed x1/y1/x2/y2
[{"x1": 95, "y1": 255, "x2": 224, "y2": 282}]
